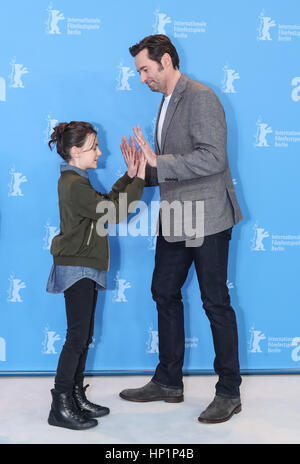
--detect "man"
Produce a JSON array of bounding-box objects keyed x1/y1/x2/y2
[{"x1": 119, "y1": 35, "x2": 243, "y2": 424}]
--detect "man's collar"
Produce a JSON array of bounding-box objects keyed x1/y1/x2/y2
[{"x1": 172, "y1": 73, "x2": 188, "y2": 96}]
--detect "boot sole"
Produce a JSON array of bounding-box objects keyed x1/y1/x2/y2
[
  {"x1": 84, "y1": 408, "x2": 110, "y2": 418},
  {"x1": 48, "y1": 411, "x2": 98, "y2": 430},
  {"x1": 198, "y1": 404, "x2": 242, "y2": 424},
  {"x1": 119, "y1": 392, "x2": 184, "y2": 403}
]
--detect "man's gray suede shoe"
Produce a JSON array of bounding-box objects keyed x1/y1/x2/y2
[
  {"x1": 119, "y1": 380, "x2": 184, "y2": 403},
  {"x1": 198, "y1": 395, "x2": 241, "y2": 424}
]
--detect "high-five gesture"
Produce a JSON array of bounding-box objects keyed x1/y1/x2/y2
[
  {"x1": 120, "y1": 135, "x2": 139, "y2": 178},
  {"x1": 133, "y1": 125, "x2": 157, "y2": 168},
  {"x1": 120, "y1": 135, "x2": 147, "y2": 179}
]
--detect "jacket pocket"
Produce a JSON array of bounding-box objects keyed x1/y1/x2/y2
[{"x1": 180, "y1": 189, "x2": 215, "y2": 201}]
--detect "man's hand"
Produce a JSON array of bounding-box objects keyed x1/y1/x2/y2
[
  {"x1": 133, "y1": 125, "x2": 157, "y2": 168},
  {"x1": 136, "y1": 152, "x2": 147, "y2": 180}
]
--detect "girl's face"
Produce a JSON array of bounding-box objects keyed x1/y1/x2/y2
[{"x1": 71, "y1": 133, "x2": 102, "y2": 170}]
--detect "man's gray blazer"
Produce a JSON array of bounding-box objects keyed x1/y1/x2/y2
[{"x1": 146, "y1": 73, "x2": 243, "y2": 244}]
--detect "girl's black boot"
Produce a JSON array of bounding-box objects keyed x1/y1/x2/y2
[
  {"x1": 48, "y1": 389, "x2": 98, "y2": 430},
  {"x1": 73, "y1": 384, "x2": 110, "y2": 418}
]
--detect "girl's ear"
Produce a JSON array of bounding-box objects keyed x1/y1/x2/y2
[{"x1": 70, "y1": 146, "x2": 79, "y2": 159}]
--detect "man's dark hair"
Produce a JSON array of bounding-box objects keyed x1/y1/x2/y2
[{"x1": 129, "y1": 34, "x2": 180, "y2": 70}]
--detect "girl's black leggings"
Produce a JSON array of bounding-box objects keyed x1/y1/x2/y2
[{"x1": 54, "y1": 278, "x2": 98, "y2": 393}]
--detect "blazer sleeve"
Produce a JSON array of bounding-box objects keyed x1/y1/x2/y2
[
  {"x1": 156, "y1": 90, "x2": 228, "y2": 183},
  {"x1": 145, "y1": 164, "x2": 159, "y2": 187}
]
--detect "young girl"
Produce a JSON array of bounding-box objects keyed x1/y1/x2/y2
[{"x1": 46, "y1": 121, "x2": 146, "y2": 430}]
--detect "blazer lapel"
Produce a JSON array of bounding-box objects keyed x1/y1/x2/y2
[
  {"x1": 155, "y1": 96, "x2": 164, "y2": 155},
  {"x1": 160, "y1": 74, "x2": 188, "y2": 154}
]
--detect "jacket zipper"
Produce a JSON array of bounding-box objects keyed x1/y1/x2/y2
[
  {"x1": 107, "y1": 239, "x2": 110, "y2": 270},
  {"x1": 87, "y1": 221, "x2": 94, "y2": 246}
]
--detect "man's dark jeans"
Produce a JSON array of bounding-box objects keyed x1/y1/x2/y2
[{"x1": 151, "y1": 228, "x2": 241, "y2": 398}]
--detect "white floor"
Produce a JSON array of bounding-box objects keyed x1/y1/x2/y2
[{"x1": 0, "y1": 374, "x2": 299, "y2": 444}]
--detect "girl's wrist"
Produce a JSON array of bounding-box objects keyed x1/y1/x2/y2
[{"x1": 127, "y1": 170, "x2": 135, "y2": 178}]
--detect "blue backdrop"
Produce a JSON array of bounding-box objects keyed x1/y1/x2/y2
[{"x1": 1, "y1": 0, "x2": 300, "y2": 374}]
